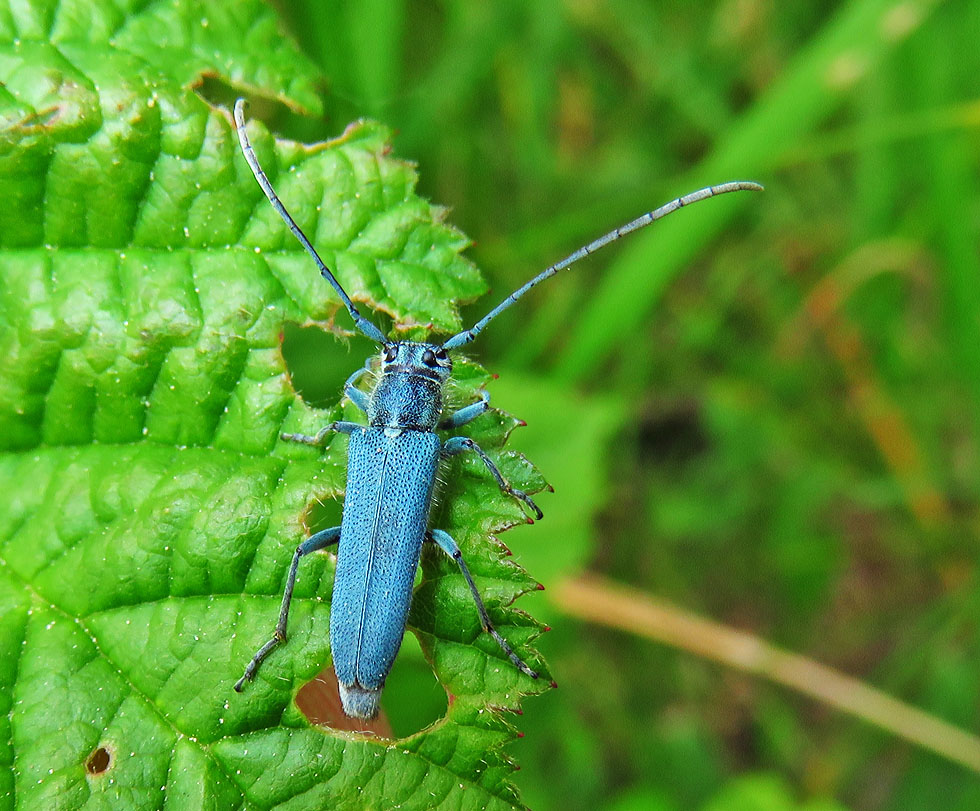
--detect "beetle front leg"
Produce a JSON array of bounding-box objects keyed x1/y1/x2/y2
[
  {"x1": 429, "y1": 529, "x2": 539, "y2": 679},
  {"x1": 442, "y1": 435, "x2": 543, "y2": 520},
  {"x1": 343, "y1": 361, "x2": 373, "y2": 414},
  {"x1": 281, "y1": 420, "x2": 361, "y2": 447},
  {"x1": 235, "y1": 525, "x2": 341, "y2": 691}
]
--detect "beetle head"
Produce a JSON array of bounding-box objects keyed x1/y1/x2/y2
[{"x1": 380, "y1": 341, "x2": 453, "y2": 382}]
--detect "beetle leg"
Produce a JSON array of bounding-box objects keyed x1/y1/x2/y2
[
  {"x1": 428, "y1": 529, "x2": 538, "y2": 679},
  {"x1": 281, "y1": 420, "x2": 361, "y2": 447},
  {"x1": 235, "y1": 525, "x2": 341, "y2": 691},
  {"x1": 343, "y1": 361, "x2": 373, "y2": 414},
  {"x1": 441, "y1": 435, "x2": 542, "y2": 520},
  {"x1": 438, "y1": 389, "x2": 490, "y2": 430}
]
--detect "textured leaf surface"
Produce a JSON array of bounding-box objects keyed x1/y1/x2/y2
[{"x1": 0, "y1": 2, "x2": 549, "y2": 809}]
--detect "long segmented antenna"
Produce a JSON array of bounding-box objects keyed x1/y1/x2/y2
[
  {"x1": 234, "y1": 99, "x2": 389, "y2": 346},
  {"x1": 442, "y1": 180, "x2": 764, "y2": 350}
]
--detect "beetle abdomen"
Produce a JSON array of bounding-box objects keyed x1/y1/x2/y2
[{"x1": 331, "y1": 428, "x2": 441, "y2": 718}]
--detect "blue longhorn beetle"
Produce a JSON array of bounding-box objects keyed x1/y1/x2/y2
[{"x1": 232, "y1": 99, "x2": 763, "y2": 718}]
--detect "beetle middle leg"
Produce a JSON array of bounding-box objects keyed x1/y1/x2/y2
[
  {"x1": 442, "y1": 435, "x2": 543, "y2": 520},
  {"x1": 428, "y1": 529, "x2": 538, "y2": 679},
  {"x1": 438, "y1": 390, "x2": 490, "y2": 430},
  {"x1": 234, "y1": 525, "x2": 341, "y2": 691},
  {"x1": 281, "y1": 420, "x2": 361, "y2": 447}
]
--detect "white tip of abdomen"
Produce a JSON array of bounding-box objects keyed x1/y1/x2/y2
[{"x1": 339, "y1": 682, "x2": 382, "y2": 719}]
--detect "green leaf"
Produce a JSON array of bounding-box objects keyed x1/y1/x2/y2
[{"x1": 0, "y1": 3, "x2": 550, "y2": 809}]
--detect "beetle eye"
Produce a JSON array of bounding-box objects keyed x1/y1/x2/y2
[
  {"x1": 383, "y1": 345, "x2": 397, "y2": 363},
  {"x1": 422, "y1": 348, "x2": 436, "y2": 366}
]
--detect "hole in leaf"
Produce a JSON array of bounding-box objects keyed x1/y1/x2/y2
[
  {"x1": 193, "y1": 75, "x2": 325, "y2": 142},
  {"x1": 296, "y1": 667, "x2": 393, "y2": 737},
  {"x1": 377, "y1": 631, "x2": 449, "y2": 736},
  {"x1": 85, "y1": 746, "x2": 111, "y2": 775},
  {"x1": 304, "y1": 495, "x2": 343, "y2": 536},
  {"x1": 281, "y1": 323, "x2": 378, "y2": 409},
  {"x1": 296, "y1": 632, "x2": 448, "y2": 739}
]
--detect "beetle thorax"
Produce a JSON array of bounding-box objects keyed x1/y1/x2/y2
[{"x1": 367, "y1": 342, "x2": 452, "y2": 431}]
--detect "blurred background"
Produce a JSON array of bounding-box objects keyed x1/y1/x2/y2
[{"x1": 268, "y1": 1, "x2": 980, "y2": 808}]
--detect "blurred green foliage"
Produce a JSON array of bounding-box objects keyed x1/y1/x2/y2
[{"x1": 276, "y1": 0, "x2": 980, "y2": 809}]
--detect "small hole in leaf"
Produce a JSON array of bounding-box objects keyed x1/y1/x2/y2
[{"x1": 85, "y1": 746, "x2": 111, "y2": 775}]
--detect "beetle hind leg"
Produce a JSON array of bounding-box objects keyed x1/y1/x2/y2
[
  {"x1": 428, "y1": 529, "x2": 538, "y2": 679},
  {"x1": 234, "y1": 526, "x2": 341, "y2": 692}
]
